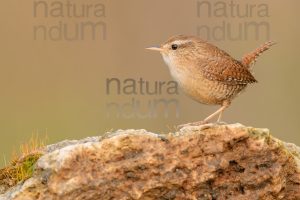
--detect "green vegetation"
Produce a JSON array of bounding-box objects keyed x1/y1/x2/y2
[{"x1": 0, "y1": 135, "x2": 46, "y2": 190}]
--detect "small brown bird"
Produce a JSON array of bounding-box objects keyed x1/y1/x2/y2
[{"x1": 147, "y1": 35, "x2": 275, "y2": 126}]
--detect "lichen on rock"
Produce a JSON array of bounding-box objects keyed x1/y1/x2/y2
[{"x1": 0, "y1": 124, "x2": 299, "y2": 200}]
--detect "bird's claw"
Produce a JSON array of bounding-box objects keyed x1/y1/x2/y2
[{"x1": 177, "y1": 121, "x2": 208, "y2": 130}]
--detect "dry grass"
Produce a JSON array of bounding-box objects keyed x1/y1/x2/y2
[{"x1": 0, "y1": 134, "x2": 47, "y2": 191}]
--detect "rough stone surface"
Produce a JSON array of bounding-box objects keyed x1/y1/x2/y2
[{"x1": 0, "y1": 124, "x2": 300, "y2": 200}]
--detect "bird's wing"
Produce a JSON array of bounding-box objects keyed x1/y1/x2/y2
[{"x1": 199, "y1": 56, "x2": 257, "y2": 85}]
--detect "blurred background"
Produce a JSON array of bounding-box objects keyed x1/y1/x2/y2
[{"x1": 0, "y1": 0, "x2": 299, "y2": 167}]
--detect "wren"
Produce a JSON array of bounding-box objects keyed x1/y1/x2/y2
[{"x1": 147, "y1": 35, "x2": 275, "y2": 126}]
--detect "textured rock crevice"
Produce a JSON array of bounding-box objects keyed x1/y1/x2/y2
[{"x1": 0, "y1": 124, "x2": 300, "y2": 200}]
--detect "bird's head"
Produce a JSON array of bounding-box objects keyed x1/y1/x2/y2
[{"x1": 146, "y1": 35, "x2": 208, "y2": 67}]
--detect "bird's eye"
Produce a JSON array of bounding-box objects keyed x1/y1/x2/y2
[{"x1": 171, "y1": 44, "x2": 178, "y2": 50}]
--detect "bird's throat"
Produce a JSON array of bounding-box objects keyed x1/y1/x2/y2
[{"x1": 161, "y1": 54, "x2": 188, "y2": 85}]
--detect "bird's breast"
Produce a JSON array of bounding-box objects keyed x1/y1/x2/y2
[
  {"x1": 161, "y1": 54, "x2": 246, "y2": 105},
  {"x1": 162, "y1": 54, "x2": 189, "y2": 84}
]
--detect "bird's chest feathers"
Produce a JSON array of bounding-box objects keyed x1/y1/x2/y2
[{"x1": 162, "y1": 54, "x2": 189, "y2": 84}]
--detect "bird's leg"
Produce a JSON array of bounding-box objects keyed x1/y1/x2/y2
[
  {"x1": 203, "y1": 101, "x2": 230, "y2": 123},
  {"x1": 217, "y1": 110, "x2": 223, "y2": 122},
  {"x1": 177, "y1": 101, "x2": 230, "y2": 129},
  {"x1": 203, "y1": 107, "x2": 223, "y2": 123}
]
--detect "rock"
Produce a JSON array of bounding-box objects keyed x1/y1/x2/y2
[{"x1": 0, "y1": 124, "x2": 299, "y2": 200}]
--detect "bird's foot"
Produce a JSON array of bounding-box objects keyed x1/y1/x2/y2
[
  {"x1": 216, "y1": 121, "x2": 227, "y2": 125},
  {"x1": 177, "y1": 121, "x2": 208, "y2": 130}
]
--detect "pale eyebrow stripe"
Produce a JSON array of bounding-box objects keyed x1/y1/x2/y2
[{"x1": 173, "y1": 40, "x2": 193, "y2": 45}]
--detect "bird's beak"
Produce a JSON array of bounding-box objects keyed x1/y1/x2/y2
[{"x1": 146, "y1": 47, "x2": 163, "y2": 52}]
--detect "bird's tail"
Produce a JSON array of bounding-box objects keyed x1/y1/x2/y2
[{"x1": 242, "y1": 41, "x2": 276, "y2": 68}]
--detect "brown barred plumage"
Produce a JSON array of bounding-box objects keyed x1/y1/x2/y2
[
  {"x1": 147, "y1": 35, "x2": 275, "y2": 125},
  {"x1": 242, "y1": 41, "x2": 276, "y2": 68}
]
